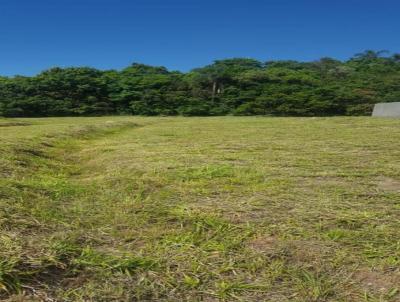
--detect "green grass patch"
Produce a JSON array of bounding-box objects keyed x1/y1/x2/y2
[{"x1": 1, "y1": 116, "x2": 399, "y2": 301}]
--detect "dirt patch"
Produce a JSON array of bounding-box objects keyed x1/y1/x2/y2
[
  {"x1": 285, "y1": 240, "x2": 335, "y2": 265},
  {"x1": 298, "y1": 176, "x2": 348, "y2": 187},
  {"x1": 248, "y1": 236, "x2": 277, "y2": 253},
  {"x1": 248, "y1": 237, "x2": 337, "y2": 268},
  {"x1": 376, "y1": 177, "x2": 400, "y2": 193},
  {"x1": 353, "y1": 268, "x2": 400, "y2": 295}
]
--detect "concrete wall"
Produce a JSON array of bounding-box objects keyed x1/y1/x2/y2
[{"x1": 372, "y1": 102, "x2": 400, "y2": 117}]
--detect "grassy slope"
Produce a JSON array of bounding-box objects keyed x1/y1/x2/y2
[{"x1": 1, "y1": 117, "x2": 399, "y2": 301}]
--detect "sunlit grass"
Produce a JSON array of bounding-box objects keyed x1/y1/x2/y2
[{"x1": 1, "y1": 116, "x2": 399, "y2": 301}]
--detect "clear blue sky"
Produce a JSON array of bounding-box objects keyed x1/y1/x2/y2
[{"x1": 1, "y1": 0, "x2": 399, "y2": 76}]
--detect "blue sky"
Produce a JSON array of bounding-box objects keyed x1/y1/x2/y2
[{"x1": 0, "y1": 0, "x2": 399, "y2": 76}]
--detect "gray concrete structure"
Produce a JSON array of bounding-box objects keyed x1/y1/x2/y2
[{"x1": 372, "y1": 102, "x2": 400, "y2": 117}]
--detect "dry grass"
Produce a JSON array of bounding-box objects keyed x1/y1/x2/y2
[{"x1": 1, "y1": 116, "x2": 399, "y2": 301}]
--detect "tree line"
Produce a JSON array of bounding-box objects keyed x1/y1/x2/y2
[{"x1": 1, "y1": 50, "x2": 400, "y2": 117}]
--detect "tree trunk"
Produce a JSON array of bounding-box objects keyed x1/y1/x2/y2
[{"x1": 211, "y1": 81, "x2": 217, "y2": 103}]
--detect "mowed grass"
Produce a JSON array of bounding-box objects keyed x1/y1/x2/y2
[{"x1": 1, "y1": 116, "x2": 399, "y2": 301}]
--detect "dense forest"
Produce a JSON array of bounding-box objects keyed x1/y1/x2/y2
[{"x1": 1, "y1": 50, "x2": 400, "y2": 117}]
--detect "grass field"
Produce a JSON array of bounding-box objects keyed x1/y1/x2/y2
[{"x1": 1, "y1": 116, "x2": 399, "y2": 301}]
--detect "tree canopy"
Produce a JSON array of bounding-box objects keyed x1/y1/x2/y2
[{"x1": 1, "y1": 50, "x2": 400, "y2": 117}]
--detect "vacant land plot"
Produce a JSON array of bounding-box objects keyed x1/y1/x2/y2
[{"x1": 1, "y1": 117, "x2": 399, "y2": 301}]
